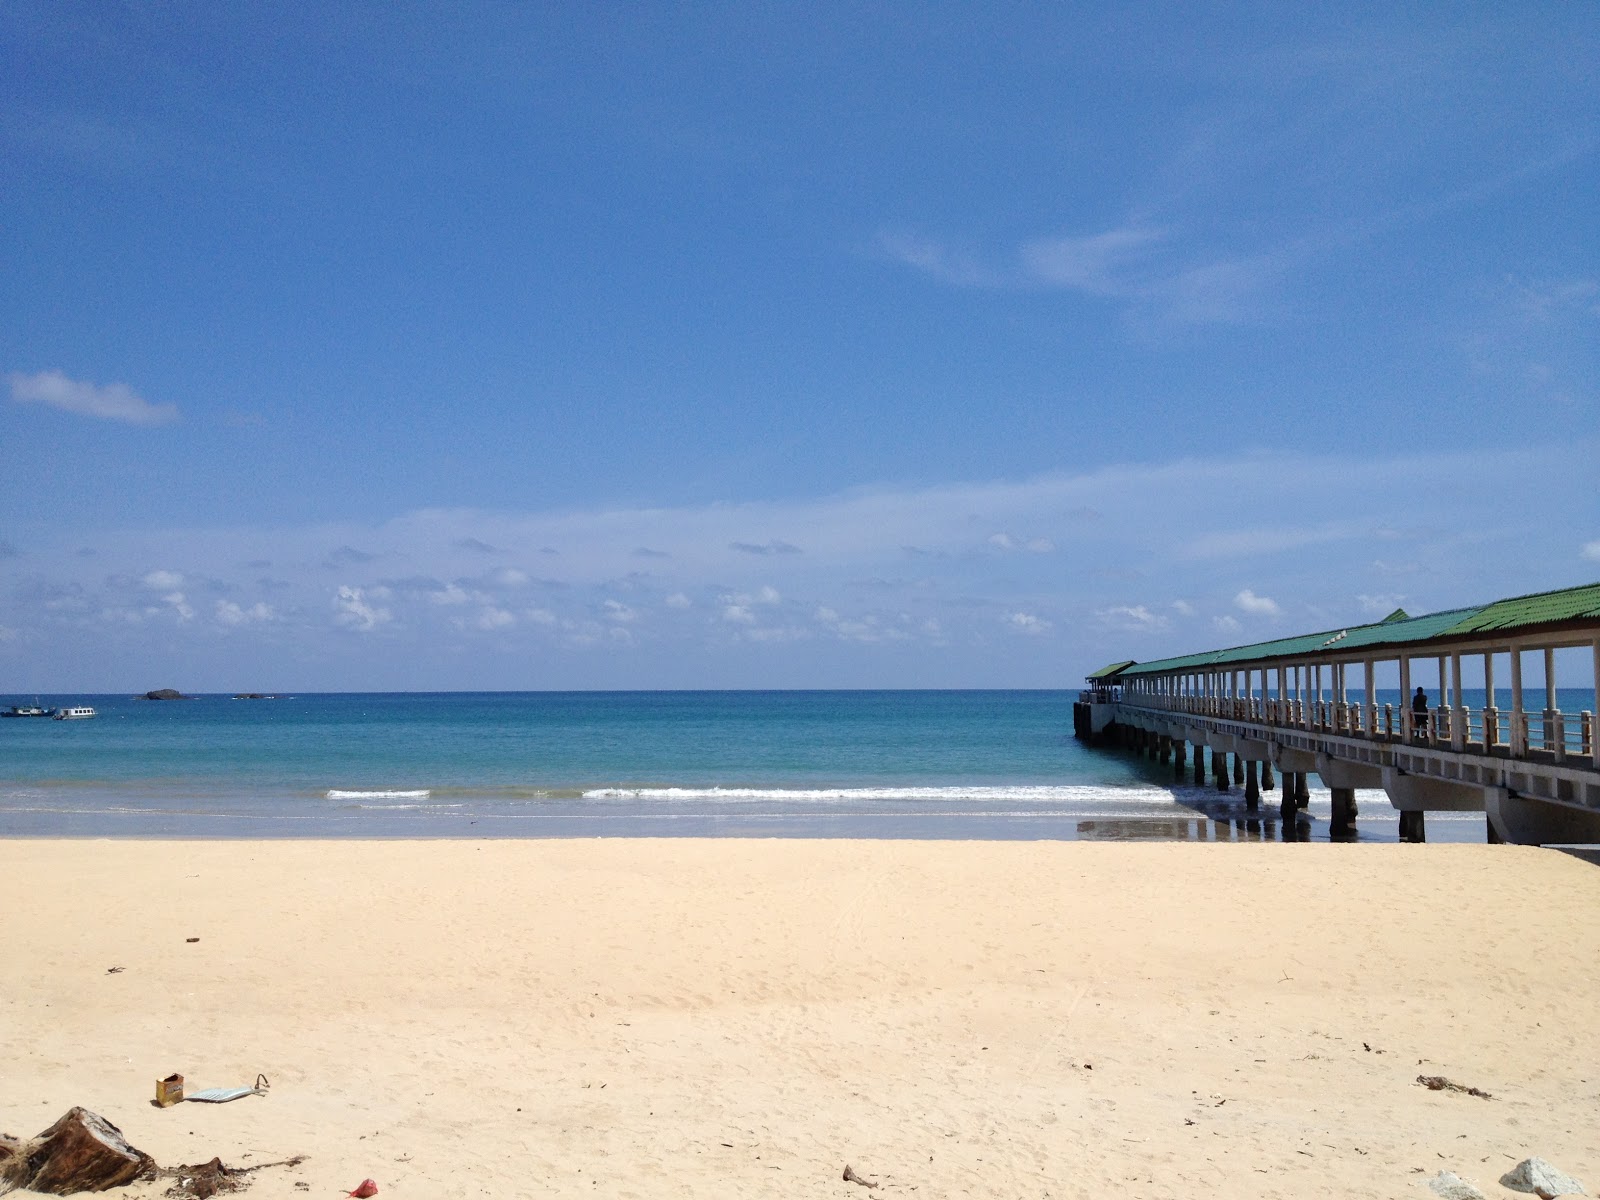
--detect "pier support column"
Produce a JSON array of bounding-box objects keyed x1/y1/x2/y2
[
  {"x1": 1294, "y1": 771, "x2": 1310, "y2": 809},
  {"x1": 1193, "y1": 744, "x2": 1205, "y2": 786},
  {"x1": 1244, "y1": 759, "x2": 1260, "y2": 811},
  {"x1": 1279, "y1": 780, "x2": 1296, "y2": 822},
  {"x1": 1214, "y1": 748, "x2": 1230, "y2": 792},
  {"x1": 1261, "y1": 761, "x2": 1275, "y2": 792},
  {"x1": 1233, "y1": 753, "x2": 1245, "y2": 785},
  {"x1": 1398, "y1": 810, "x2": 1426, "y2": 843},
  {"x1": 1173, "y1": 739, "x2": 1187, "y2": 780},
  {"x1": 1331, "y1": 787, "x2": 1357, "y2": 836}
]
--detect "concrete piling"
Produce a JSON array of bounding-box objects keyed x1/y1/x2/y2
[
  {"x1": 1244, "y1": 759, "x2": 1260, "y2": 811},
  {"x1": 1330, "y1": 787, "x2": 1357, "y2": 835}
]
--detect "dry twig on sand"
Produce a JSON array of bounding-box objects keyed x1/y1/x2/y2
[
  {"x1": 1416, "y1": 1075, "x2": 1494, "y2": 1100},
  {"x1": 842, "y1": 1164, "x2": 879, "y2": 1188}
]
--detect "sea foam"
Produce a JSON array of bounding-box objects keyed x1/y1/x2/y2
[{"x1": 326, "y1": 789, "x2": 432, "y2": 800}]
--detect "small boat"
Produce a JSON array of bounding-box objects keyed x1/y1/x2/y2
[
  {"x1": 2, "y1": 702, "x2": 52, "y2": 718},
  {"x1": 52, "y1": 706, "x2": 97, "y2": 721}
]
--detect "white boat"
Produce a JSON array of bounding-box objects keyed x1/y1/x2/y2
[
  {"x1": 53, "y1": 706, "x2": 97, "y2": 721},
  {"x1": 2, "y1": 702, "x2": 51, "y2": 718}
]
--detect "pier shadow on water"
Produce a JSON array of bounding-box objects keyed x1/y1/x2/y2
[{"x1": 1076, "y1": 808, "x2": 1312, "y2": 843}]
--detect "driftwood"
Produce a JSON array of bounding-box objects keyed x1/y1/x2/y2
[
  {"x1": 842, "y1": 1164, "x2": 879, "y2": 1189},
  {"x1": 158, "y1": 1155, "x2": 305, "y2": 1199},
  {"x1": 0, "y1": 1107, "x2": 155, "y2": 1195},
  {"x1": 1417, "y1": 1075, "x2": 1494, "y2": 1100},
  {"x1": 0, "y1": 1109, "x2": 303, "y2": 1199}
]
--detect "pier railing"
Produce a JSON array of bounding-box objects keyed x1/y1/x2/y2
[{"x1": 1083, "y1": 690, "x2": 1598, "y2": 767}]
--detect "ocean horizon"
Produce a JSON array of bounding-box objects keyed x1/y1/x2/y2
[{"x1": 1, "y1": 688, "x2": 1544, "y2": 842}]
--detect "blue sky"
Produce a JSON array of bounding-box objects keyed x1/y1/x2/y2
[{"x1": 2, "y1": 2, "x2": 1597, "y2": 691}]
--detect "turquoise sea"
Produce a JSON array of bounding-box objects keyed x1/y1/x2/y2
[{"x1": 1, "y1": 689, "x2": 1555, "y2": 842}]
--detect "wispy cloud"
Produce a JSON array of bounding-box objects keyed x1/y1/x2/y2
[
  {"x1": 1182, "y1": 524, "x2": 1359, "y2": 561},
  {"x1": 7, "y1": 440, "x2": 1595, "y2": 687},
  {"x1": 885, "y1": 221, "x2": 1287, "y2": 326},
  {"x1": 9, "y1": 370, "x2": 178, "y2": 425},
  {"x1": 1096, "y1": 605, "x2": 1170, "y2": 633},
  {"x1": 731, "y1": 540, "x2": 802, "y2": 556}
]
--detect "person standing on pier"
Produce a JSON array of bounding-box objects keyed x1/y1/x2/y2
[{"x1": 1412, "y1": 686, "x2": 1430, "y2": 740}]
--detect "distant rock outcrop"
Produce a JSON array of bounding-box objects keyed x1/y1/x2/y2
[{"x1": 142, "y1": 689, "x2": 190, "y2": 700}]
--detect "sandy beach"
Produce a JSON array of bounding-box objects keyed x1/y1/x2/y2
[{"x1": 3, "y1": 839, "x2": 1597, "y2": 1199}]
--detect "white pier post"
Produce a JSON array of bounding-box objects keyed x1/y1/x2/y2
[
  {"x1": 1363, "y1": 659, "x2": 1376, "y2": 737},
  {"x1": 1436, "y1": 654, "x2": 1447, "y2": 741},
  {"x1": 1544, "y1": 646, "x2": 1558, "y2": 753},
  {"x1": 1450, "y1": 651, "x2": 1465, "y2": 751},
  {"x1": 1484, "y1": 651, "x2": 1497, "y2": 749},
  {"x1": 1399, "y1": 654, "x2": 1412, "y2": 740},
  {"x1": 1511, "y1": 647, "x2": 1525, "y2": 757},
  {"x1": 1592, "y1": 636, "x2": 1600, "y2": 769}
]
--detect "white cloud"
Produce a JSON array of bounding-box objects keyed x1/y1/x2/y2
[
  {"x1": 142, "y1": 570, "x2": 184, "y2": 590},
  {"x1": 215, "y1": 600, "x2": 273, "y2": 626},
  {"x1": 1582, "y1": 540, "x2": 1600, "y2": 562},
  {"x1": 989, "y1": 532, "x2": 1055, "y2": 554},
  {"x1": 476, "y1": 607, "x2": 515, "y2": 631},
  {"x1": 160, "y1": 591, "x2": 193, "y2": 621},
  {"x1": 723, "y1": 604, "x2": 756, "y2": 625},
  {"x1": 9, "y1": 370, "x2": 178, "y2": 425},
  {"x1": 603, "y1": 600, "x2": 638, "y2": 623},
  {"x1": 1213, "y1": 615, "x2": 1242, "y2": 634},
  {"x1": 1171, "y1": 600, "x2": 1196, "y2": 617},
  {"x1": 334, "y1": 585, "x2": 392, "y2": 632},
  {"x1": 1234, "y1": 589, "x2": 1282, "y2": 617},
  {"x1": 814, "y1": 607, "x2": 904, "y2": 643},
  {"x1": 665, "y1": 592, "x2": 691, "y2": 609},
  {"x1": 1005, "y1": 612, "x2": 1052, "y2": 635}
]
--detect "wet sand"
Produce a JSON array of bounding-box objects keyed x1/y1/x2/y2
[{"x1": 3, "y1": 839, "x2": 1596, "y2": 1199}]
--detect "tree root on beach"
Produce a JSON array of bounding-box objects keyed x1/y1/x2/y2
[{"x1": 1416, "y1": 1075, "x2": 1494, "y2": 1100}]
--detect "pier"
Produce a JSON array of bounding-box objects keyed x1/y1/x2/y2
[{"x1": 1075, "y1": 582, "x2": 1600, "y2": 845}]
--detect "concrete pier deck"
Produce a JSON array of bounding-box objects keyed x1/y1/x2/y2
[{"x1": 1077, "y1": 582, "x2": 1600, "y2": 845}]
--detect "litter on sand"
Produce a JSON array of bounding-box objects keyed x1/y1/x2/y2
[{"x1": 185, "y1": 1074, "x2": 270, "y2": 1103}]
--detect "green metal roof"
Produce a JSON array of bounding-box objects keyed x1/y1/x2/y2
[
  {"x1": 1086, "y1": 660, "x2": 1136, "y2": 680},
  {"x1": 1328, "y1": 606, "x2": 1484, "y2": 651},
  {"x1": 1104, "y1": 581, "x2": 1600, "y2": 678},
  {"x1": 1439, "y1": 582, "x2": 1600, "y2": 636}
]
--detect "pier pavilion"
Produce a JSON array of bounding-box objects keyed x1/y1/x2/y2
[{"x1": 1075, "y1": 582, "x2": 1600, "y2": 845}]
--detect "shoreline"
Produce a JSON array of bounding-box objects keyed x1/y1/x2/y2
[{"x1": 4, "y1": 838, "x2": 1596, "y2": 1198}]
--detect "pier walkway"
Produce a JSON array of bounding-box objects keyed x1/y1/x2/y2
[{"x1": 1075, "y1": 582, "x2": 1600, "y2": 845}]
